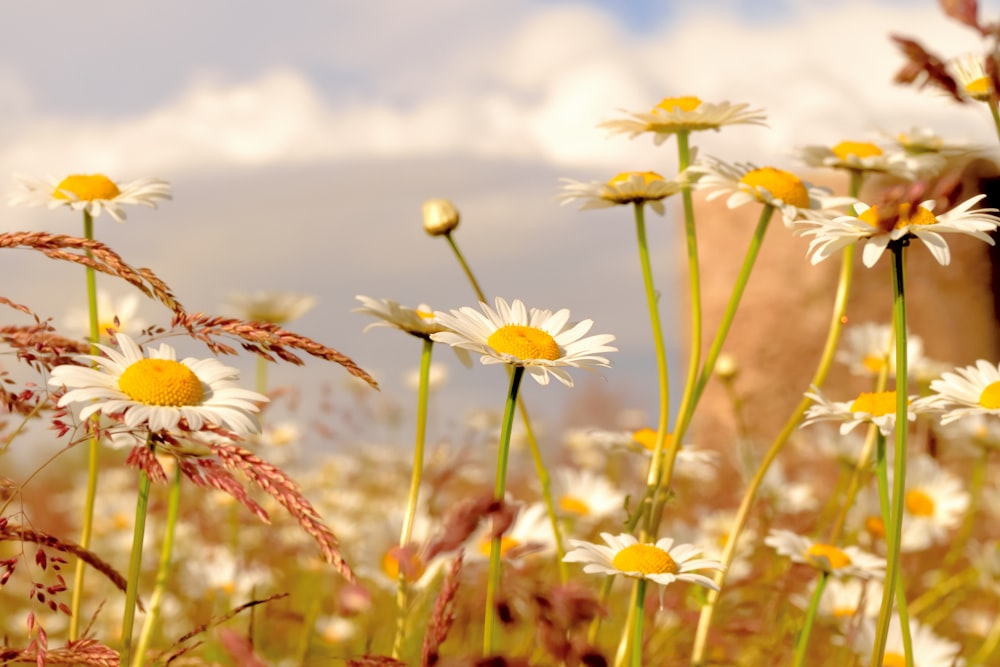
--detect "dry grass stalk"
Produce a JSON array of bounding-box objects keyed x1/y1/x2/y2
[
  {"x1": 0, "y1": 637, "x2": 120, "y2": 666},
  {"x1": 421, "y1": 553, "x2": 463, "y2": 667}
]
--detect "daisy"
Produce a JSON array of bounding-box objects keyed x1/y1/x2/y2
[
  {"x1": 48, "y1": 333, "x2": 269, "y2": 434},
  {"x1": 422, "y1": 198, "x2": 460, "y2": 236},
  {"x1": 765, "y1": 529, "x2": 885, "y2": 579},
  {"x1": 932, "y1": 412, "x2": 1000, "y2": 455},
  {"x1": 835, "y1": 322, "x2": 926, "y2": 380},
  {"x1": 62, "y1": 289, "x2": 148, "y2": 341},
  {"x1": 798, "y1": 140, "x2": 917, "y2": 178},
  {"x1": 222, "y1": 290, "x2": 317, "y2": 324},
  {"x1": 629, "y1": 427, "x2": 719, "y2": 481},
  {"x1": 353, "y1": 295, "x2": 447, "y2": 339},
  {"x1": 814, "y1": 577, "x2": 884, "y2": 621},
  {"x1": 802, "y1": 386, "x2": 918, "y2": 437},
  {"x1": 854, "y1": 616, "x2": 965, "y2": 667},
  {"x1": 948, "y1": 52, "x2": 994, "y2": 103},
  {"x1": 893, "y1": 454, "x2": 969, "y2": 552},
  {"x1": 468, "y1": 502, "x2": 557, "y2": 562},
  {"x1": 552, "y1": 467, "x2": 626, "y2": 524},
  {"x1": 678, "y1": 509, "x2": 758, "y2": 582},
  {"x1": 599, "y1": 96, "x2": 767, "y2": 144},
  {"x1": 564, "y1": 532, "x2": 724, "y2": 590},
  {"x1": 430, "y1": 297, "x2": 616, "y2": 387},
  {"x1": 558, "y1": 171, "x2": 685, "y2": 215},
  {"x1": 688, "y1": 158, "x2": 854, "y2": 227},
  {"x1": 8, "y1": 173, "x2": 171, "y2": 222},
  {"x1": 892, "y1": 126, "x2": 972, "y2": 157},
  {"x1": 796, "y1": 195, "x2": 1000, "y2": 267},
  {"x1": 923, "y1": 359, "x2": 1000, "y2": 424}
]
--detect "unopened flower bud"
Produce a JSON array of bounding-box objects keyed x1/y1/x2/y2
[
  {"x1": 422, "y1": 198, "x2": 460, "y2": 236},
  {"x1": 714, "y1": 353, "x2": 739, "y2": 381}
]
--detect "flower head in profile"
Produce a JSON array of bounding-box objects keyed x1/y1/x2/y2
[
  {"x1": 765, "y1": 529, "x2": 885, "y2": 579},
  {"x1": 922, "y1": 359, "x2": 1000, "y2": 424},
  {"x1": 430, "y1": 297, "x2": 616, "y2": 387},
  {"x1": 353, "y1": 295, "x2": 447, "y2": 339},
  {"x1": 564, "y1": 532, "x2": 724, "y2": 590},
  {"x1": 422, "y1": 198, "x2": 460, "y2": 236},
  {"x1": 798, "y1": 141, "x2": 917, "y2": 179},
  {"x1": 9, "y1": 173, "x2": 171, "y2": 222},
  {"x1": 796, "y1": 194, "x2": 1000, "y2": 267},
  {"x1": 49, "y1": 333, "x2": 269, "y2": 434},
  {"x1": 948, "y1": 52, "x2": 995, "y2": 103},
  {"x1": 558, "y1": 171, "x2": 685, "y2": 215},
  {"x1": 802, "y1": 386, "x2": 917, "y2": 436},
  {"x1": 599, "y1": 96, "x2": 766, "y2": 144},
  {"x1": 835, "y1": 322, "x2": 927, "y2": 380},
  {"x1": 62, "y1": 289, "x2": 148, "y2": 342},
  {"x1": 223, "y1": 291, "x2": 317, "y2": 325},
  {"x1": 689, "y1": 158, "x2": 854, "y2": 227}
]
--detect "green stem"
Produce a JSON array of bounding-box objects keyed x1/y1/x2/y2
[
  {"x1": 392, "y1": 338, "x2": 434, "y2": 659},
  {"x1": 871, "y1": 242, "x2": 911, "y2": 667},
  {"x1": 70, "y1": 209, "x2": 102, "y2": 641},
  {"x1": 969, "y1": 601, "x2": 1000, "y2": 666},
  {"x1": 989, "y1": 102, "x2": 1000, "y2": 146},
  {"x1": 689, "y1": 245, "x2": 855, "y2": 666},
  {"x1": 628, "y1": 579, "x2": 648, "y2": 667},
  {"x1": 793, "y1": 572, "x2": 829, "y2": 667},
  {"x1": 121, "y1": 436, "x2": 154, "y2": 666},
  {"x1": 132, "y1": 460, "x2": 182, "y2": 666},
  {"x1": 255, "y1": 355, "x2": 268, "y2": 396},
  {"x1": 483, "y1": 365, "x2": 524, "y2": 657}
]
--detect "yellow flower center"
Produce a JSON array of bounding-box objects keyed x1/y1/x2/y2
[
  {"x1": 905, "y1": 489, "x2": 935, "y2": 517},
  {"x1": 118, "y1": 358, "x2": 205, "y2": 406},
  {"x1": 416, "y1": 309, "x2": 436, "y2": 320},
  {"x1": 849, "y1": 391, "x2": 897, "y2": 417},
  {"x1": 479, "y1": 536, "x2": 521, "y2": 558},
  {"x1": 863, "y1": 354, "x2": 887, "y2": 373},
  {"x1": 654, "y1": 96, "x2": 702, "y2": 113},
  {"x1": 882, "y1": 652, "x2": 907, "y2": 667},
  {"x1": 611, "y1": 544, "x2": 678, "y2": 575},
  {"x1": 804, "y1": 543, "x2": 852, "y2": 570},
  {"x1": 381, "y1": 549, "x2": 425, "y2": 582},
  {"x1": 865, "y1": 515, "x2": 886, "y2": 539},
  {"x1": 859, "y1": 203, "x2": 938, "y2": 231},
  {"x1": 53, "y1": 174, "x2": 121, "y2": 201},
  {"x1": 832, "y1": 141, "x2": 883, "y2": 160},
  {"x1": 979, "y1": 381, "x2": 1000, "y2": 409},
  {"x1": 609, "y1": 171, "x2": 664, "y2": 187},
  {"x1": 739, "y1": 167, "x2": 810, "y2": 208},
  {"x1": 632, "y1": 427, "x2": 673, "y2": 452},
  {"x1": 487, "y1": 325, "x2": 560, "y2": 361},
  {"x1": 966, "y1": 76, "x2": 992, "y2": 99},
  {"x1": 559, "y1": 495, "x2": 591, "y2": 516},
  {"x1": 832, "y1": 605, "x2": 857, "y2": 619}
]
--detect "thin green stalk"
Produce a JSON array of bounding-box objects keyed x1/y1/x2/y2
[
  {"x1": 483, "y1": 365, "x2": 525, "y2": 657},
  {"x1": 793, "y1": 572, "x2": 830, "y2": 667},
  {"x1": 689, "y1": 245, "x2": 855, "y2": 666},
  {"x1": 121, "y1": 436, "x2": 155, "y2": 666},
  {"x1": 871, "y1": 242, "x2": 911, "y2": 667},
  {"x1": 989, "y1": 102, "x2": 1000, "y2": 145},
  {"x1": 132, "y1": 460, "x2": 182, "y2": 666},
  {"x1": 70, "y1": 209, "x2": 102, "y2": 641},
  {"x1": 628, "y1": 579, "x2": 649, "y2": 667},
  {"x1": 392, "y1": 337, "x2": 434, "y2": 659},
  {"x1": 255, "y1": 355, "x2": 268, "y2": 396},
  {"x1": 968, "y1": 602, "x2": 1000, "y2": 666},
  {"x1": 441, "y1": 231, "x2": 567, "y2": 579}
]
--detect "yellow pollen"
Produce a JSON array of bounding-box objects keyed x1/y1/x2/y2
[
  {"x1": 897, "y1": 202, "x2": 938, "y2": 227},
  {"x1": 381, "y1": 549, "x2": 425, "y2": 582},
  {"x1": 487, "y1": 324, "x2": 560, "y2": 361},
  {"x1": 849, "y1": 391, "x2": 898, "y2": 417},
  {"x1": 804, "y1": 543, "x2": 852, "y2": 570},
  {"x1": 832, "y1": 141, "x2": 883, "y2": 160},
  {"x1": 832, "y1": 605, "x2": 857, "y2": 619},
  {"x1": 632, "y1": 427, "x2": 673, "y2": 452},
  {"x1": 882, "y1": 652, "x2": 907, "y2": 667},
  {"x1": 865, "y1": 515, "x2": 886, "y2": 539},
  {"x1": 609, "y1": 171, "x2": 665, "y2": 187},
  {"x1": 559, "y1": 495, "x2": 591, "y2": 516},
  {"x1": 739, "y1": 167, "x2": 810, "y2": 208},
  {"x1": 905, "y1": 489, "x2": 935, "y2": 517},
  {"x1": 654, "y1": 96, "x2": 702, "y2": 113},
  {"x1": 965, "y1": 76, "x2": 993, "y2": 99},
  {"x1": 979, "y1": 381, "x2": 1000, "y2": 409},
  {"x1": 118, "y1": 358, "x2": 205, "y2": 407},
  {"x1": 479, "y1": 536, "x2": 521, "y2": 558},
  {"x1": 863, "y1": 354, "x2": 887, "y2": 373},
  {"x1": 858, "y1": 205, "x2": 881, "y2": 228},
  {"x1": 416, "y1": 309, "x2": 435, "y2": 320},
  {"x1": 53, "y1": 174, "x2": 121, "y2": 201},
  {"x1": 612, "y1": 544, "x2": 678, "y2": 575}
]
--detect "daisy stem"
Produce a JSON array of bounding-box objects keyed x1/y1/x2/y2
[
  {"x1": 69, "y1": 209, "x2": 102, "y2": 641},
  {"x1": 132, "y1": 460, "x2": 182, "y2": 667},
  {"x1": 121, "y1": 437, "x2": 154, "y2": 666},
  {"x1": 871, "y1": 241, "x2": 912, "y2": 667},
  {"x1": 628, "y1": 578, "x2": 648, "y2": 667},
  {"x1": 483, "y1": 365, "x2": 524, "y2": 657},
  {"x1": 392, "y1": 337, "x2": 434, "y2": 659},
  {"x1": 255, "y1": 355, "x2": 268, "y2": 396},
  {"x1": 442, "y1": 231, "x2": 567, "y2": 580},
  {"x1": 613, "y1": 580, "x2": 640, "y2": 667},
  {"x1": 989, "y1": 102, "x2": 1000, "y2": 146},
  {"x1": 689, "y1": 245, "x2": 855, "y2": 667},
  {"x1": 792, "y1": 571, "x2": 829, "y2": 667}
]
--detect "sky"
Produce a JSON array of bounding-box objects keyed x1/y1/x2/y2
[{"x1": 2, "y1": 0, "x2": 999, "y2": 452}]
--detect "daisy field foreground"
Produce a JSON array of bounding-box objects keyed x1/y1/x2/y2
[{"x1": 4, "y1": 3, "x2": 1000, "y2": 667}]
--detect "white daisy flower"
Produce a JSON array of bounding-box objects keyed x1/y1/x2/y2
[
  {"x1": 802, "y1": 387, "x2": 918, "y2": 437},
  {"x1": 48, "y1": 333, "x2": 269, "y2": 434},
  {"x1": 353, "y1": 295, "x2": 447, "y2": 339},
  {"x1": 835, "y1": 322, "x2": 926, "y2": 380},
  {"x1": 8, "y1": 173, "x2": 171, "y2": 222},
  {"x1": 932, "y1": 412, "x2": 1000, "y2": 455},
  {"x1": 430, "y1": 297, "x2": 616, "y2": 387},
  {"x1": 677, "y1": 510, "x2": 757, "y2": 582},
  {"x1": 222, "y1": 290, "x2": 317, "y2": 324},
  {"x1": 854, "y1": 615, "x2": 965, "y2": 667},
  {"x1": 892, "y1": 126, "x2": 972, "y2": 157},
  {"x1": 564, "y1": 532, "x2": 724, "y2": 590},
  {"x1": 558, "y1": 170, "x2": 686, "y2": 216},
  {"x1": 798, "y1": 140, "x2": 917, "y2": 178},
  {"x1": 688, "y1": 158, "x2": 854, "y2": 227},
  {"x1": 796, "y1": 195, "x2": 1000, "y2": 267},
  {"x1": 552, "y1": 467, "x2": 626, "y2": 523},
  {"x1": 599, "y1": 96, "x2": 767, "y2": 144},
  {"x1": 468, "y1": 502, "x2": 557, "y2": 562},
  {"x1": 629, "y1": 427, "x2": 719, "y2": 481},
  {"x1": 184, "y1": 545, "x2": 274, "y2": 601},
  {"x1": 814, "y1": 577, "x2": 884, "y2": 621},
  {"x1": 765, "y1": 529, "x2": 885, "y2": 579},
  {"x1": 62, "y1": 289, "x2": 148, "y2": 342},
  {"x1": 894, "y1": 454, "x2": 969, "y2": 552},
  {"x1": 923, "y1": 359, "x2": 1000, "y2": 424},
  {"x1": 948, "y1": 52, "x2": 994, "y2": 103}
]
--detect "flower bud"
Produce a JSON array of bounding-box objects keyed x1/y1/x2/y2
[
  {"x1": 422, "y1": 198, "x2": 460, "y2": 236},
  {"x1": 714, "y1": 353, "x2": 739, "y2": 382}
]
